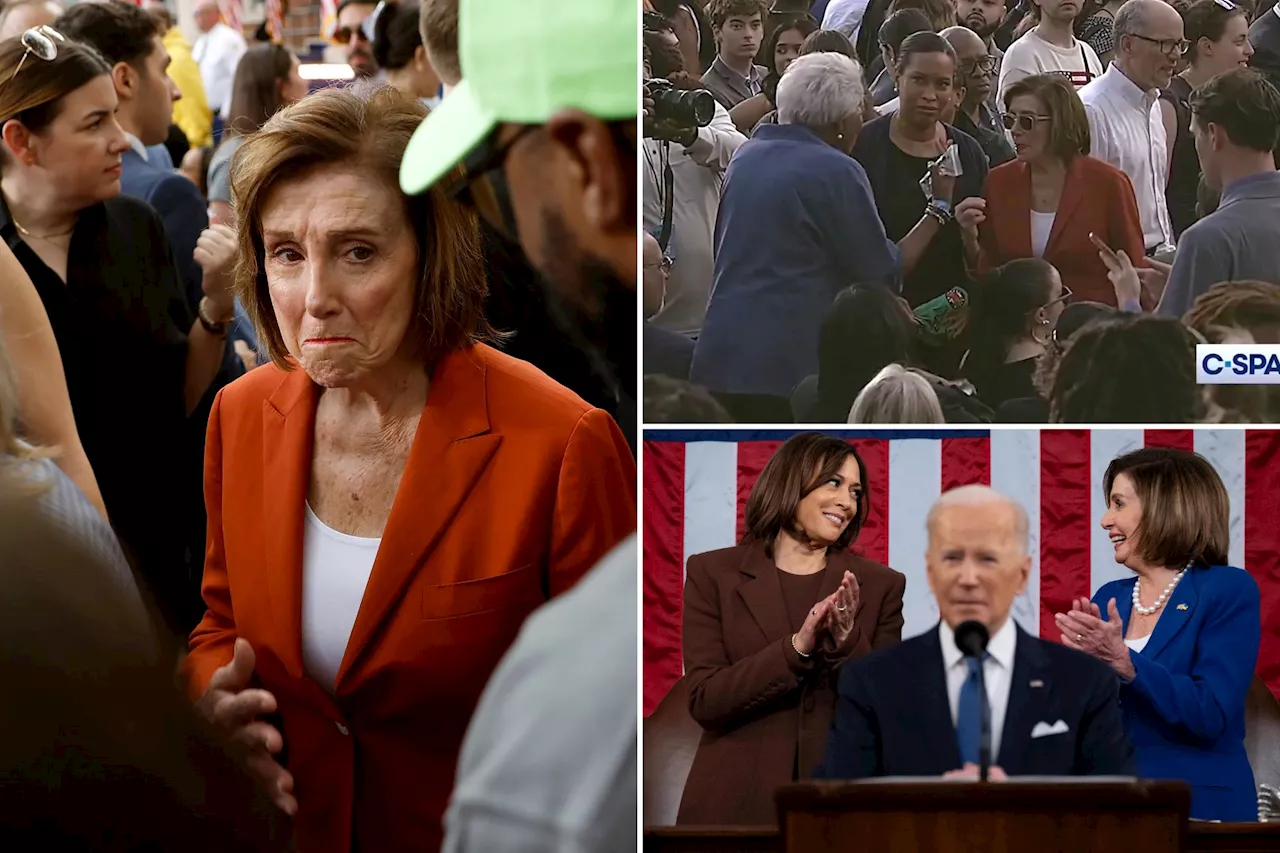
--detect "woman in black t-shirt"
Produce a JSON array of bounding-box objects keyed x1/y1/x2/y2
[
  {"x1": 853, "y1": 32, "x2": 990, "y2": 312},
  {"x1": 962, "y1": 257, "x2": 1067, "y2": 411},
  {"x1": 0, "y1": 29, "x2": 240, "y2": 636}
]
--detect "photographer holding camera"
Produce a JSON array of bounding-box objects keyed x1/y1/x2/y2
[{"x1": 643, "y1": 26, "x2": 746, "y2": 344}]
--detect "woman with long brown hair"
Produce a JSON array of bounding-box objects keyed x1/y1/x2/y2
[
  {"x1": 678, "y1": 432, "x2": 905, "y2": 825},
  {"x1": 0, "y1": 27, "x2": 241, "y2": 636},
  {"x1": 206, "y1": 43, "x2": 307, "y2": 226}
]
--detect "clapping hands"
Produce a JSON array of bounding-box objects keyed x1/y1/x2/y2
[{"x1": 792, "y1": 571, "x2": 860, "y2": 656}]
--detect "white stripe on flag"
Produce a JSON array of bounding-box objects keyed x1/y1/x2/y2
[
  {"x1": 888, "y1": 438, "x2": 942, "y2": 639},
  {"x1": 991, "y1": 429, "x2": 1041, "y2": 635},
  {"x1": 1090, "y1": 429, "x2": 1144, "y2": 595},
  {"x1": 682, "y1": 441, "x2": 739, "y2": 582},
  {"x1": 1195, "y1": 429, "x2": 1247, "y2": 570}
]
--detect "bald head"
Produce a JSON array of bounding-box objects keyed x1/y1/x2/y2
[
  {"x1": 193, "y1": 0, "x2": 220, "y2": 32},
  {"x1": 1113, "y1": 0, "x2": 1183, "y2": 90},
  {"x1": 941, "y1": 25, "x2": 985, "y2": 59},
  {"x1": 927, "y1": 485, "x2": 1029, "y2": 555}
]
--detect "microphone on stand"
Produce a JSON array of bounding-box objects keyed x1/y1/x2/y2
[{"x1": 955, "y1": 620, "x2": 992, "y2": 783}]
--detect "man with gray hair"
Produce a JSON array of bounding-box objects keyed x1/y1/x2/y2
[
  {"x1": 1079, "y1": 0, "x2": 1183, "y2": 262},
  {"x1": 817, "y1": 485, "x2": 1133, "y2": 779}
]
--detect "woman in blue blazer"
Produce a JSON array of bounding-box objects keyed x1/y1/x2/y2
[{"x1": 1055, "y1": 447, "x2": 1261, "y2": 822}]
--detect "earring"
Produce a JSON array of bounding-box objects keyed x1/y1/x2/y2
[{"x1": 836, "y1": 132, "x2": 844, "y2": 140}]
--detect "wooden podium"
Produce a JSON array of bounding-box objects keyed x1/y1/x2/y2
[{"x1": 774, "y1": 779, "x2": 1192, "y2": 853}]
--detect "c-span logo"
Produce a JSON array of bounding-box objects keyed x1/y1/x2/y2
[{"x1": 1197, "y1": 345, "x2": 1280, "y2": 385}]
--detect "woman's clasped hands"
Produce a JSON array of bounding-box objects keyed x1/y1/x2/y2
[{"x1": 793, "y1": 570, "x2": 861, "y2": 657}]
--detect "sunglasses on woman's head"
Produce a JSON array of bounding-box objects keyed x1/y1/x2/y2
[
  {"x1": 1001, "y1": 112, "x2": 1051, "y2": 132},
  {"x1": 10, "y1": 26, "x2": 64, "y2": 83}
]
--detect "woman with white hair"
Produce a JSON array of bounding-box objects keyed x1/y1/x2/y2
[
  {"x1": 693, "y1": 51, "x2": 942, "y2": 423},
  {"x1": 848, "y1": 363, "x2": 946, "y2": 423}
]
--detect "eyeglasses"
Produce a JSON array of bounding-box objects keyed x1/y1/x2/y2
[
  {"x1": 1213, "y1": 0, "x2": 1237, "y2": 10},
  {"x1": 331, "y1": 23, "x2": 370, "y2": 45},
  {"x1": 10, "y1": 26, "x2": 63, "y2": 83},
  {"x1": 644, "y1": 257, "x2": 673, "y2": 273},
  {"x1": 446, "y1": 125, "x2": 540, "y2": 240},
  {"x1": 1127, "y1": 33, "x2": 1191, "y2": 55},
  {"x1": 962, "y1": 56, "x2": 996, "y2": 76},
  {"x1": 1046, "y1": 283, "x2": 1074, "y2": 308},
  {"x1": 1001, "y1": 112, "x2": 1052, "y2": 132}
]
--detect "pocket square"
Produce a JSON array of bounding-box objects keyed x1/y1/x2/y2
[{"x1": 1030, "y1": 719, "x2": 1070, "y2": 738}]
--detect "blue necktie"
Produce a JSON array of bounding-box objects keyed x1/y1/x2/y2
[{"x1": 956, "y1": 654, "x2": 990, "y2": 766}]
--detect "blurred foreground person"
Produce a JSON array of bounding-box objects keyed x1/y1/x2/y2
[
  {"x1": 818, "y1": 485, "x2": 1134, "y2": 778},
  {"x1": 0, "y1": 494, "x2": 291, "y2": 852},
  {"x1": 399, "y1": 0, "x2": 639, "y2": 848}
]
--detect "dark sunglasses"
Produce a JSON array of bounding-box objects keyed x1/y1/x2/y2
[
  {"x1": 1001, "y1": 111, "x2": 1052, "y2": 132},
  {"x1": 446, "y1": 125, "x2": 540, "y2": 240},
  {"x1": 331, "y1": 24, "x2": 369, "y2": 45}
]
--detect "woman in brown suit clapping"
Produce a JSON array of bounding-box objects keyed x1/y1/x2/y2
[{"x1": 677, "y1": 432, "x2": 906, "y2": 826}]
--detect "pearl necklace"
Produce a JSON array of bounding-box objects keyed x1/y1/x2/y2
[{"x1": 1131, "y1": 565, "x2": 1190, "y2": 616}]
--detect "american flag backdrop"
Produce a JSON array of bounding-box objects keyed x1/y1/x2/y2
[
  {"x1": 216, "y1": 0, "x2": 242, "y2": 37},
  {"x1": 642, "y1": 429, "x2": 1280, "y2": 716},
  {"x1": 265, "y1": 0, "x2": 286, "y2": 42}
]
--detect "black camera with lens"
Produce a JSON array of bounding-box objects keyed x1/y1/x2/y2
[{"x1": 644, "y1": 78, "x2": 716, "y2": 135}]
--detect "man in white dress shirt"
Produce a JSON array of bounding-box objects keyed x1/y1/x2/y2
[
  {"x1": 1079, "y1": 0, "x2": 1182, "y2": 258},
  {"x1": 192, "y1": 0, "x2": 246, "y2": 120},
  {"x1": 817, "y1": 485, "x2": 1133, "y2": 779}
]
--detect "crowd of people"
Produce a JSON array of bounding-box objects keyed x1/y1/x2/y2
[
  {"x1": 642, "y1": 0, "x2": 1280, "y2": 424},
  {"x1": 0, "y1": 0, "x2": 637, "y2": 849}
]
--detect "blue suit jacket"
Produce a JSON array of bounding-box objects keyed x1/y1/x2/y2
[
  {"x1": 816, "y1": 623, "x2": 1134, "y2": 779},
  {"x1": 119, "y1": 147, "x2": 207, "y2": 311},
  {"x1": 1094, "y1": 566, "x2": 1261, "y2": 821}
]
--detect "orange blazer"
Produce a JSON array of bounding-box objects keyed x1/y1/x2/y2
[
  {"x1": 977, "y1": 154, "x2": 1147, "y2": 306},
  {"x1": 182, "y1": 343, "x2": 636, "y2": 853}
]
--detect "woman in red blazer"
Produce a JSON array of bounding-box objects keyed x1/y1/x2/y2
[
  {"x1": 181, "y1": 88, "x2": 636, "y2": 853},
  {"x1": 973, "y1": 73, "x2": 1147, "y2": 306}
]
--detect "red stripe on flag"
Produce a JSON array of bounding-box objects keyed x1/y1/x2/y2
[
  {"x1": 735, "y1": 441, "x2": 783, "y2": 544},
  {"x1": 1245, "y1": 430, "x2": 1280, "y2": 703},
  {"x1": 941, "y1": 436, "x2": 991, "y2": 491},
  {"x1": 1144, "y1": 430, "x2": 1194, "y2": 452},
  {"x1": 1039, "y1": 431, "x2": 1092, "y2": 641},
  {"x1": 642, "y1": 440, "x2": 686, "y2": 716},
  {"x1": 846, "y1": 438, "x2": 889, "y2": 566}
]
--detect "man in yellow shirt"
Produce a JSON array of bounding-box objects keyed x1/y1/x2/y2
[{"x1": 147, "y1": 3, "x2": 213, "y2": 149}]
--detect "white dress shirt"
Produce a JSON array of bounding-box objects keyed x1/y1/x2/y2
[
  {"x1": 1079, "y1": 64, "x2": 1175, "y2": 251},
  {"x1": 940, "y1": 615, "x2": 1017, "y2": 764},
  {"x1": 300, "y1": 503, "x2": 380, "y2": 692},
  {"x1": 822, "y1": 0, "x2": 872, "y2": 40},
  {"x1": 192, "y1": 22, "x2": 247, "y2": 117}
]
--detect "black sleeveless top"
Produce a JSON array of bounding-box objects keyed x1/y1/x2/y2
[{"x1": 1160, "y1": 76, "x2": 1200, "y2": 239}]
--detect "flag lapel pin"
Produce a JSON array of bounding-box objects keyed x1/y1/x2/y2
[
  {"x1": 1177, "y1": 603, "x2": 1189, "y2": 611},
  {"x1": 1029, "y1": 679, "x2": 1044, "y2": 688}
]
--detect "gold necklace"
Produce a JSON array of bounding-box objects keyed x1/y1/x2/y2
[{"x1": 11, "y1": 213, "x2": 74, "y2": 242}]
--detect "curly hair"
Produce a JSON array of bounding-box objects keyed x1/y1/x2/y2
[
  {"x1": 1049, "y1": 314, "x2": 1211, "y2": 423},
  {"x1": 1183, "y1": 281, "x2": 1280, "y2": 422}
]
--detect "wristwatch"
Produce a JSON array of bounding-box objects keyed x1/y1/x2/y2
[{"x1": 198, "y1": 296, "x2": 232, "y2": 337}]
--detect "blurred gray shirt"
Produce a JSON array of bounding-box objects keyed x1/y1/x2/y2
[{"x1": 442, "y1": 536, "x2": 637, "y2": 853}]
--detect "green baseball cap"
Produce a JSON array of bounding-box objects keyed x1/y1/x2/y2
[{"x1": 399, "y1": 0, "x2": 638, "y2": 196}]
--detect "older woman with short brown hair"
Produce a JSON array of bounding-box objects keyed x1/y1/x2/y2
[
  {"x1": 975, "y1": 73, "x2": 1148, "y2": 306},
  {"x1": 181, "y1": 85, "x2": 636, "y2": 853},
  {"x1": 1055, "y1": 447, "x2": 1260, "y2": 821},
  {"x1": 677, "y1": 432, "x2": 905, "y2": 826}
]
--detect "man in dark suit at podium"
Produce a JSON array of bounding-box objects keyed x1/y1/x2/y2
[{"x1": 816, "y1": 486, "x2": 1134, "y2": 780}]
